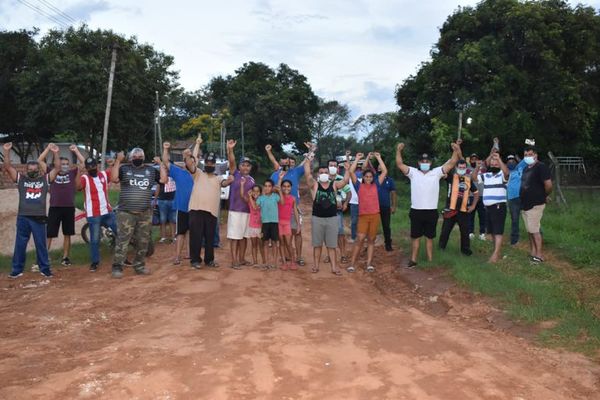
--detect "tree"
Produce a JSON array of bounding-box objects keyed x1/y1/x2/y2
[{"x1": 311, "y1": 98, "x2": 351, "y2": 163}]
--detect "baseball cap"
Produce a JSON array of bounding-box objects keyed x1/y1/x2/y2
[
  {"x1": 205, "y1": 152, "x2": 217, "y2": 162},
  {"x1": 85, "y1": 158, "x2": 97, "y2": 168},
  {"x1": 420, "y1": 153, "x2": 430, "y2": 161},
  {"x1": 239, "y1": 156, "x2": 252, "y2": 165},
  {"x1": 507, "y1": 155, "x2": 516, "y2": 160},
  {"x1": 470, "y1": 153, "x2": 479, "y2": 158}
]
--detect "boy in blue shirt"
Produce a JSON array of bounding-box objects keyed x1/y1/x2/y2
[{"x1": 251, "y1": 179, "x2": 282, "y2": 269}]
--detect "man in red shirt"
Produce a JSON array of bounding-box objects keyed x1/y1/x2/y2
[{"x1": 77, "y1": 158, "x2": 117, "y2": 272}]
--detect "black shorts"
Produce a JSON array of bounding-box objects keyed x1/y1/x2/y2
[
  {"x1": 47, "y1": 206, "x2": 75, "y2": 238},
  {"x1": 176, "y1": 210, "x2": 189, "y2": 235},
  {"x1": 409, "y1": 208, "x2": 438, "y2": 239},
  {"x1": 262, "y1": 223, "x2": 279, "y2": 242},
  {"x1": 485, "y1": 203, "x2": 507, "y2": 235}
]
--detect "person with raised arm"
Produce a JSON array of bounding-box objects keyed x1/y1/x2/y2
[
  {"x1": 4, "y1": 142, "x2": 61, "y2": 278},
  {"x1": 396, "y1": 140, "x2": 462, "y2": 268},
  {"x1": 241, "y1": 178, "x2": 266, "y2": 266}
]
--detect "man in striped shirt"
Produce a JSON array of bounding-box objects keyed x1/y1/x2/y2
[
  {"x1": 475, "y1": 152, "x2": 509, "y2": 263},
  {"x1": 78, "y1": 158, "x2": 117, "y2": 272}
]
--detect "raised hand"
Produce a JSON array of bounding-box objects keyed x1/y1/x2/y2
[
  {"x1": 116, "y1": 151, "x2": 125, "y2": 162},
  {"x1": 304, "y1": 142, "x2": 316, "y2": 151},
  {"x1": 163, "y1": 141, "x2": 171, "y2": 150},
  {"x1": 49, "y1": 143, "x2": 60, "y2": 153},
  {"x1": 396, "y1": 143, "x2": 405, "y2": 152},
  {"x1": 196, "y1": 134, "x2": 203, "y2": 145},
  {"x1": 153, "y1": 156, "x2": 161, "y2": 164},
  {"x1": 367, "y1": 152, "x2": 373, "y2": 160},
  {"x1": 373, "y1": 152, "x2": 382, "y2": 159},
  {"x1": 265, "y1": 144, "x2": 272, "y2": 152},
  {"x1": 451, "y1": 142, "x2": 460, "y2": 152},
  {"x1": 227, "y1": 139, "x2": 236, "y2": 149},
  {"x1": 456, "y1": 138, "x2": 463, "y2": 146},
  {"x1": 279, "y1": 170, "x2": 286, "y2": 181},
  {"x1": 69, "y1": 144, "x2": 78, "y2": 152},
  {"x1": 355, "y1": 152, "x2": 364, "y2": 160},
  {"x1": 3, "y1": 142, "x2": 12, "y2": 151}
]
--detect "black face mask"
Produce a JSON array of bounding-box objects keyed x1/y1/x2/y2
[
  {"x1": 132, "y1": 159, "x2": 144, "y2": 167},
  {"x1": 488, "y1": 167, "x2": 500, "y2": 174},
  {"x1": 204, "y1": 166, "x2": 215, "y2": 174},
  {"x1": 27, "y1": 171, "x2": 39, "y2": 179},
  {"x1": 282, "y1": 165, "x2": 289, "y2": 171},
  {"x1": 88, "y1": 168, "x2": 98, "y2": 177},
  {"x1": 470, "y1": 162, "x2": 477, "y2": 168}
]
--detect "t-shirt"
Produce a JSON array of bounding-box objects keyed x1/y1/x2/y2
[
  {"x1": 81, "y1": 171, "x2": 112, "y2": 217},
  {"x1": 17, "y1": 173, "x2": 50, "y2": 217},
  {"x1": 354, "y1": 180, "x2": 380, "y2": 215},
  {"x1": 478, "y1": 171, "x2": 507, "y2": 206},
  {"x1": 278, "y1": 194, "x2": 295, "y2": 223},
  {"x1": 445, "y1": 172, "x2": 478, "y2": 211},
  {"x1": 349, "y1": 174, "x2": 360, "y2": 205},
  {"x1": 229, "y1": 170, "x2": 254, "y2": 213},
  {"x1": 507, "y1": 160, "x2": 527, "y2": 200},
  {"x1": 49, "y1": 168, "x2": 78, "y2": 208},
  {"x1": 334, "y1": 174, "x2": 351, "y2": 209},
  {"x1": 249, "y1": 204, "x2": 262, "y2": 228},
  {"x1": 118, "y1": 165, "x2": 160, "y2": 212},
  {"x1": 376, "y1": 175, "x2": 396, "y2": 209},
  {"x1": 169, "y1": 164, "x2": 194, "y2": 212},
  {"x1": 188, "y1": 169, "x2": 224, "y2": 218},
  {"x1": 270, "y1": 165, "x2": 304, "y2": 200},
  {"x1": 520, "y1": 161, "x2": 551, "y2": 211},
  {"x1": 257, "y1": 193, "x2": 280, "y2": 223},
  {"x1": 406, "y1": 166, "x2": 445, "y2": 210},
  {"x1": 158, "y1": 177, "x2": 176, "y2": 201}
]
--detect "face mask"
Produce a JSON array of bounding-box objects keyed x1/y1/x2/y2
[
  {"x1": 132, "y1": 159, "x2": 143, "y2": 167},
  {"x1": 204, "y1": 165, "x2": 215, "y2": 174},
  {"x1": 488, "y1": 167, "x2": 500, "y2": 174},
  {"x1": 507, "y1": 163, "x2": 516, "y2": 171},
  {"x1": 27, "y1": 171, "x2": 39, "y2": 179},
  {"x1": 60, "y1": 165, "x2": 70, "y2": 173},
  {"x1": 524, "y1": 156, "x2": 535, "y2": 165},
  {"x1": 456, "y1": 168, "x2": 467, "y2": 176},
  {"x1": 419, "y1": 163, "x2": 431, "y2": 172},
  {"x1": 88, "y1": 168, "x2": 98, "y2": 177},
  {"x1": 328, "y1": 166, "x2": 337, "y2": 175},
  {"x1": 318, "y1": 174, "x2": 329, "y2": 183},
  {"x1": 470, "y1": 162, "x2": 477, "y2": 168},
  {"x1": 282, "y1": 165, "x2": 289, "y2": 171}
]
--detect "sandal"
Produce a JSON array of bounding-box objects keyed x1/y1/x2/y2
[
  {"x1": 346, "y1": 265, "x2": 356, "y2": 273},
  {"x1": 290, "y1": 263, "x2": 298, "y2": 271},
  {"x1": 280, "y1": 263, "x2": 289, "y2": 271},
  {"x1": 331, "y1": 269, "x2": 342, "y2": 276},
  {"x1": 311, "y1": 267, "x2": 319, "y2": 273},
  {"x1": 341, "y1": 256, "x2": 349, "y2": 264},
  {"x1": 366, "y1": 265, "x2": 375, "y2": 273},
  {"x1": 173, "y1": 257, "x2": 181, "y2": 266},
  {"x1": 230, "y1": 263, "x2": 241, "y2": 270},
  {"x1": 531, "y1": 256, "x2": 545, "y2": 263}
]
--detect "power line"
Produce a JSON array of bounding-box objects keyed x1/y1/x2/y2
[
  {"x1": 34, "y1": 0, "x2": 77, "y2": 24},
  {"x1": 16, "y1": 0, "x2": 70, "y2": 28}
]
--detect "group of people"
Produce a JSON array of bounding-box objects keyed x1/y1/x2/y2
[{"x1": 2, "y1": 134, "x2": 552, "y2": 279}]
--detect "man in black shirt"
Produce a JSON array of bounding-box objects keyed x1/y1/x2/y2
[{"x1": 519, "y1": 146, "x2": 552, "y2": 263}]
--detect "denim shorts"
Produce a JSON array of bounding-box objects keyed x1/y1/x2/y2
[{"x1": 158, "y1": 199, "x2": 177, "y2": 224}]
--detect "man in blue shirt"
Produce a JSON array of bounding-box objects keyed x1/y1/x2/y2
[
  {"x1": 366, "y1": 157, "x2": 397, "y2": 251},
  {"x1": 506, "y1": 155, "x2": 527, "y2": 245}
]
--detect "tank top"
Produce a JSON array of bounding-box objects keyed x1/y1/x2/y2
[
  {"x1": 312, "y1": 182, "x2": 337, "y2": 218},
  {"x1": 18, "y1": 174, "x2": 49, "y2": 217},
  {"x1": 278, "y1": 194, "x2": 294, "y2": 223},
  {"x1": 358, "y1": 182, "x2": 380, "y2": 215},
  {"x1": 249, "y1": 203, "x2": 262, "y2": 229}
]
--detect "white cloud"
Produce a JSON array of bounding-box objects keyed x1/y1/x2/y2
[{"x1": 2, "y1": 0, "x2": 599, "y2": 117}]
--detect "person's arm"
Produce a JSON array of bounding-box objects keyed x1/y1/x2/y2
[
  {"x1": 485, "y1": 137, "x2": 500, "y2": 166},
  {"x1": 468, "y1": 190, "x2": 480, "y2": 212},
  {"x1": 227, "y1": 139, "x2": 237, "y2": 172},
  {"x1": 492, "y1": 153, "x2": 509, "y2": 180},
  {"x1": 69, "y1": 144, "x2": 85, "y2": 168},
  {"x1": 159, "y1": 162, "x2": 169, "y2": 184},
  {"x1": 395, "y1": 143, "x2": 410, "y2": 176},
  {"x1": 265, "y1": 144, "x2": 280, "y2": 171},
  {"x1": 110, "y1": 151, "x2": 125, "y2": 183},
  {"x1": 471, "y1": 160, "x2": 483, "y2": 181},
  {"x1": 442, "y1": 140, "x2": 462, "y2": 175},
  {"x1": 221, "y1": 174, "x2": 234, "y2": 188},
  {"x1": 47, "y1": 144, "x2": 61, "y2": 182},
  {"x1": 37, "y1": 143, "x2": 53, "y2": 174},
  {"x1": 304, "y1": 154, "x2": 315, "y2": 187},
  {"x1": 2, "y1": 142, "x2": 18, "y2": 182},
  {"x1": 192, "y1": 134, "x2": 202, "y2": 161},
  {"x1": 162, "y1": 141, "x2": 171, "y2": 171},
  {"x1": 374, "y1": 152, "x2": 387, "y2": 184},
  {"x1": 349, "y1": 153, "x2": 363, "y2": 185},
  {"x1": 542, "y1": 164, "x2": 553, "y2": 196},
  {"x1": 365, "y1": 153, "x2": 376, "y2": 174},
  {"x1": 341, "y1": 190, "x2": 351, "y2": 212},
  {"x1": 293, "y1": 197, "x2": 300, "y2": 232},
  {"x1": 391, "y1": 191, "x2": 397, "y2": 213}
]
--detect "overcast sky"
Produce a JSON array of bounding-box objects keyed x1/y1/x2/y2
[{"x1": 2, "y1": 0, "x2": 599, "y2": 117}]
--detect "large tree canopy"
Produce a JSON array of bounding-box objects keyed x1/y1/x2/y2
[{"x1": 396, "y1": 0, "x2": 600, "y2": 165}]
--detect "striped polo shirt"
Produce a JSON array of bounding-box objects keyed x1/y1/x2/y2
[
  {"x1": 117, "y1": 164, "x2": 160, "y2": 212},
  {"x1": 478, "y1": 171, "x2": 507, "y2": 206}
]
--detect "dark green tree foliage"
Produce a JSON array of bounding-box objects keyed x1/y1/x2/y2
[
  {"x1": 396, "y1": 0, "x2": 600, "y2": 165},
  {"x1": 208, "y1": 62, "x2": 319, "y2": 152},
  {"x1": 311, "y1": 98, "x2": 351, "y2": 163}
]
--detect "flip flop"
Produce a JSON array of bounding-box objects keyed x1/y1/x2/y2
[
  {"x1": 290, "y1": 263, "x2": 298, "y2": 271},
  {"x1": 280, "y1": 264, "x2": 289, "y2": 271},
  {"x1": 331, "y1": 269, "x2": 342, "y2": 276},
  {"x1": 311, "y1": 267, "x2": 319, "y2": 273},
  {"x1": 173, "y1": 257, "x2": 181, "y2": 266}
]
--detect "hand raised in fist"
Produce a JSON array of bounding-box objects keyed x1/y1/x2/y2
[
  {"x1": 265, "y1": 144, "x2": 272, "y2": 152},
  {"x1": 227, "y1": 139, "x2": 236, "y2": 149},
  {"x1": 163, "y1": 141, "x2": 171, "y2": 150},
  {"x1": 396, "y1": 143, "x2": 405, "y2": 152},
  {"x1": 116, "y1": 151, "x2": 125, "y2": 162},
  {"x1": 49, "y1": 143, "x2": 60, "y2": 153},
  {"x1": 69, "y1": 144, "x2": 78, "y2": 152},
  {"x1": 3, "y1": 142, "x2": 13, "y2": 151},
  {"x1": 196, "y1": 134, "x2": 203, "y2": 145},
  {"x1": 355, "y1": 152, "x2": 364, "y2": 160}
]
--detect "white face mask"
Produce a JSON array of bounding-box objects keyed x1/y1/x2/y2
[
  {"x1": 328, "y1": 166, "x2": 337, "y2": 175},
  {"x1": 318, "y1": 174, "x2": 330, "y2": 183}
]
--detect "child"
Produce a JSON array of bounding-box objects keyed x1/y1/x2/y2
[
  {"x1": 242, "y1": 179, "x2": 266, "y2": 266},
  {"x1": 277, "y1": 178, "x2": 300, "y2": 271},
  {"x1": 254, "y1": 179, "x2": 281, "y2": 269}
]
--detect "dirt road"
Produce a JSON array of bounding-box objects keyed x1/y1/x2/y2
[{"x1": 1, "y1": 197, "x2": 599, "y2": 399}]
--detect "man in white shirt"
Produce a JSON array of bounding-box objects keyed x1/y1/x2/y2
[{"x1": 396, "y1": 141, "x2": 462, "y2": 268}]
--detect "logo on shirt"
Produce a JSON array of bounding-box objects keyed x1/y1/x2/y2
[
  {"x1": 129, "y1": 178, "x2": 151, "y2": 189},
  {"x1": 23, "y1": 181, "x2": 45, "y2": 199},
  {"x1": 55, "y1": 174, "x2": 71, "y2": 185}
]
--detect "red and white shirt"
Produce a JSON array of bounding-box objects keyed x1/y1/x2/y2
[{"x1": 80, "y1": 171, "x2": 112, "y2": 217}]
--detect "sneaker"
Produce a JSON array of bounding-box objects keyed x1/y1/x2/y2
[
  {"x1": 9, "y1": 272, "x2": 23, "y2": 279},
  {"x1": 159, "y1": 237, "x2": 168, "y2": 243},
  {"x1": 461, "y1": 249, "x2": 473, "y2": 256},
  {"x1": 366, "y1": 265, "x2": 375, "y2": 273},
  {"x1": 479, "y1": 233, "x2": 486, "y2": 241},
  {"x1": 347, "y1": 238, "x2": 355, "y2": 244},
  {"x1": 40, "y1": 270, "x2": 53, "y2": 278},
  {"x1": 206, "y1": 261, "x2": 219, "y2": 268},
  {"x1": 112, "y1": 265, "x2": 124, "y2": 279},
  {"x1": 61, "y1": 257, "x2": 72, "y2": 266},
  {"x1": 468, "y1": 233, "x2": 475, "y2": 240},
  {"x1": 134, "y1": 266, "x2": 151, "y2": 275},
  {"x1": 405, "y1": 260, "x2": 418, "y2": 269},
  {"x1": 191, "y1": 262, "x2": 202, "y2": 270},
  {"x1": 31, "y1": 264, "x2": 40, "y2": 272},
  {"x1": 90, "y1": 262, "x2": 99, "y2": 272},
  {"x1": 346, "y1": 265, "x2": 356, "y2": 273},
  {"x1": 385, "y1": 244, "x2": 393, "y2": 252}
]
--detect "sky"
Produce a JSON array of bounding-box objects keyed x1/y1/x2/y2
[{"x1": 2, "y1": 0, "x2": 599, "y2": 117}]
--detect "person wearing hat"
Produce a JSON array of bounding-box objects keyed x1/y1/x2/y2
[
  {"x1": 506, "y1": 154, "x2": 527, "y2": 245},
  {"x1": 187, "y1": 149, "x2": 234, "y2": 269},
  {"x1": 110, "y1": 148, "x2": 159, "y2": 278},
  {"x1": 226, "y1": 139, "x2": 255, "y2": 269},
  {"x1": 78, "y1": 156, "x2": 118, "y2": 272},
  {"x1": 468, "y1": 153, "x2": 487, "y2": 241},
  {"x1": 396, "y1": 141, "x2": 462, "y2": 268}
]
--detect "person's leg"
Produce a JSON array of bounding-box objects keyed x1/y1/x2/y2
[
  {"x1": 532, "y1": 232, "x2": 543, "y2": 259},
  {"x1": 87, "y1": 216, "x2": 101, "y2": 265},
  {"x1": 63, "y1": 235, "x2": 71, "y2": 259},
  {"x1": 113, "y1": 211, "x2": 135, "y2": 275},
  {"x1": 204, "y1": 212, "x2": 218, "y2": 264},
  {"x1": 468, "y1": 206, "x2": 475, "y2": 235},
  {"x1": 457, "y1": 212, "x2": 471, "y2": 255},
  {"x1": 366, "y1": 239, "x2": 375, "y2": 267},
  {"x1": 411, "y1": 238, "x2": 420, "y2": 263},
  {"x1": 509, "y1": 198, "x2": 521, "y2": 245},
  {"x1": 478, "y1": 201, "x2": 487, "y2": 236},
  {"x1": 425, "y1": 238, "x2": 434, "y2": 261},
  {"x1": 313, "y1": 246, "x2": 322, "y2": 272},
  {"x1": 12, "y1": 216, "x2": 31, "y2": 276},
  {"x1": 438, "y1": 217, "x2": 454, "y2": 250},
  {"x1": 350, "y1": 204, "x2": 359, "y2": 241},
  {"x1": 229, "y1": 239, "x2": 238, "y2": 267},
  {"x1": 30, "y1": 218, "x2": 51, "y2": 274},
  {"x1": 489, "y1": 235, "x2": 503, "y2": 263},
  {"x1": 350, "y1": 233, "x2": 366, "y2": 266},
  {"x1": 327, "y1": 247, "x2": 339, "y2": 273},
  {"x1": 188, "y1": 211, "x2": 203, "y2": 265},
  {"x1": 239, "y1": 238, "x2": 248, "y2": 264},
  {"x1": 380, "y1": 207, "x2": 392, "y2": 249}
]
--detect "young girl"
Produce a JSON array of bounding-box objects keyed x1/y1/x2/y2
[
  {"x1": 252, "y1": 179, "x2": 281, "y2": 269},
  {"x1": 242, "y1": 178, "x2": 266, "y2": 266},
  {"x1": 347, "y1": 152, "x2": 388, "y2": 273},
  {"x1": 277, "y1": 178, "x2": 300, "y2": 271}
]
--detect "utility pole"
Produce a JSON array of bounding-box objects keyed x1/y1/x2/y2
[
  {"x1": 101, "y1": 44, "x2": 118, "y2": 171},
  {"x1": 155, "y1": 91, "x2": 163, "y2": 155},
  {"x1": 458, "y1": 111, "x2": 463, "y2": 141}
]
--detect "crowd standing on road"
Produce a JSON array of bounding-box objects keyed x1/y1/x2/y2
[{"x1": 1, "y1": 135, "x2": 553, "y2": 279}]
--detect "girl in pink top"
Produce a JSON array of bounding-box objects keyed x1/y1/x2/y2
[
  {"x1": 278, "y1": 179, "x2": 299, "y2": 271},
  {"x1": 348, "y1": 152, "x2": 388, "y2": 273},
  {"x1": 241, "y1": 178, "x2": 266, "y2": 266}
]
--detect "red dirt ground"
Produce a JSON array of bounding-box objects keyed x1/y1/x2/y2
[{"x1": 1, "y1": 194, "x2": 599, "y2": 399}]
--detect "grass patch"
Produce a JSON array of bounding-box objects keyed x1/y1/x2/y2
[{"x1": 391, "y1": 185, "x2": 600, "y2": 356}]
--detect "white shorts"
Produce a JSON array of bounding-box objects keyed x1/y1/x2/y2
[
  {"x1": 227, "y1": 211, "x2": 250, "y2": 240},
  {"x1": 245, "y1": 227, "x2": 262, "y2": 238}
]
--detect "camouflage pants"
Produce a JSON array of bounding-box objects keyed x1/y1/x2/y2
[{"x1": 113, "y1": 209, "x2": 152, "y2": 268}]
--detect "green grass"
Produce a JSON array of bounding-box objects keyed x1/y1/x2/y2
[
  {"x1": 391, "y1": 185, "x2": 600, "y2": 356},
  {"x1": 74, "y1": 190, "x2": 120, "y2": 211}
]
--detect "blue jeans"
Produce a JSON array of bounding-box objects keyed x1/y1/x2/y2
[
  {"x1": 12, "y1": 215, "x2": 50, "y2": 275},
  {"x1": 508, "y1": 198, "x2": 521, "y2": 245},
  {"x1": 350, "y1": 204, "x2": 359, "y2": 240},
  {"x1": 87, "y1": 212, "x2": 118, "y2": 264},
  {"x1": 158, "y1": 199, "x2": 176, "y2": 224}
]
